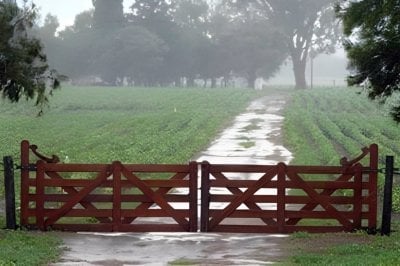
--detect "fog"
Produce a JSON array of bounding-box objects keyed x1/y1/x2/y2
[{"x1": 29, "y1": 0, "x2": 348, "y2": 89}]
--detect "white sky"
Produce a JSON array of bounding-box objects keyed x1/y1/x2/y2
[{"x1": 17, "y1": 0, "x2": 135, "y2": 29}]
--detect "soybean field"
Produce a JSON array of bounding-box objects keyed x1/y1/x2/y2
[{"x1": 0, "y1": 86, "x2": 257, "y2": 165}]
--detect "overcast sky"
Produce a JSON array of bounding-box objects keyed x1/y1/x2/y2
[{"x1": 17, "y1": 0, "x2": 135, "y2": 28}]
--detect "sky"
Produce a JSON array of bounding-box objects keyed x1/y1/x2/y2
[{"x1": 17, "y1": 0, "x2": 135, "y2": 29}]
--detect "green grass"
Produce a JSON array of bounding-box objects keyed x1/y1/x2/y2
[
  {"x1": 0, "y1": 230, "x2": 61, "y2": 266},
  {"x1": 289, "y1": 230, "x2": 400, "y2": 265}
]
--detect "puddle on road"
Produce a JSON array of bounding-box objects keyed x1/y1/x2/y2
[{"x1": 196, "y1": 96, "x2": 293, "y2": 165}]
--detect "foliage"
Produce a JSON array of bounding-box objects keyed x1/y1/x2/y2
[
  {"x1": 0, "y1": 2, "x2": 61, "y2": 110},
  {"x1": 216, "y1": 10, "x2": 286, "y2": 89},
  {"x1": 337, "y1": 0, "x2": 400, "y2": 122},
  {"x1": 0, "y1": 230, "x2": 61, "y2": 266},
  {"x1": 92, "y1": 0, "x2": 124, "y2": 30},
  {"x1": 225, "y1": 0, "x2": 341, "y2": 89},
  {"x1": 36, "y1": 0, "x2": 289, "y2": 88}
]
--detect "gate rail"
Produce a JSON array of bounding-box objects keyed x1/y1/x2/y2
[
  {"x1": 19, "y1": 140, "x2": 378, "y2": 233},
  {"x1": 20, "y1": 140, "x2": 197, "y2": 232}
]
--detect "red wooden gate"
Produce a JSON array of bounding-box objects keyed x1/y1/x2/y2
[
  {"x1": 20, "y1": 140, "x2": 378, "y2": 233},
  {"x1": 20, "y1": 140, "x2": 198, "y2": 232},
  {"x1": 200, "y1": 144, "x2": 378, "y2": 233}
]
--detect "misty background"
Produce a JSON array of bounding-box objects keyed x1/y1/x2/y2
[{"x1": 24, "y1": 0, "x2": 349, "y2": 89}]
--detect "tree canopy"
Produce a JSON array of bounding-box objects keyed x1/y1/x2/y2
[
  {"x1": 338, "y1": 0, "x2": 400, "y2": 121},
  {"x1": 225, "y1": 0, "x2": 341, "y2": 89},
  {"x1": 0, "y1": 1, "x2": 61, "y2": 109},
  {"x1": 35, "y1": 0, "x2": 341, "y2": 89}
]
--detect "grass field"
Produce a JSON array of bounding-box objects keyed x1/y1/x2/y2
[
  {"x1": 0, "y1": 86, "x2": 257, "y2": 265},
  {"x1": 284, "y1": 87, "x2": 400, "y2": 167},
  {"x1": 0, "y1": 86, "x2": 256, "y2": 165}
]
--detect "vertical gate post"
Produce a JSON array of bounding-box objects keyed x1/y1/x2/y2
[
  {"x1": 353, "y1": 164, "x2": 363, "y2": 229},
  {"x1": 200, "y1": 161, "x2": 210, "y2": 232},
  {"x1": 112, "y1": 161, "x2": 122, "y2": 232},
  {"x1": 368, "y1": 144, "x2": 378, "y2": 232},
  {"x1": 20, "y1": 140, "x2": 30, "y2": 226},
  {"x1": 381, "y1": 156, "x2": 394, "y2": 236},
  {"x1": 277, "y1": 163, "x2": 286, "y2": 233},
  {"x1": 3, "y1": 156, "x2": 17, "y2": 230},
  {"x1": 189, "y1": 161, "x2": 198, "y2": 232}
]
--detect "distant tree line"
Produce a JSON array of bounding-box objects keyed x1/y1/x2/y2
[{"x1": 36, "y1": 0, "x2": 340, "y2": 89}]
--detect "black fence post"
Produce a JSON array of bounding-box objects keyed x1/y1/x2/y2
[
  {"x1": 381, "y1": 155, "x2": 394, "y2": 236},
  {"x1": 3, "y1": 156, "x2": 17, "y2": 230}
]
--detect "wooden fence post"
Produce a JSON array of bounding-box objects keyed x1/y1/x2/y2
[
  {"x1": 368, "y1": 143, "x2": 378, "y2": 232},
  {"x1": 381, "y1": 156, "x2": 394, "y2": 236},
  {"x1": 3, "y1": 156, "x2": 17, "y2": 230},
  {"x1": 200, "y1": 161, "x2": 210, "y2": 232},
  {"x1": 189, "y1": 161, "x2": 198, "y2": 232}
]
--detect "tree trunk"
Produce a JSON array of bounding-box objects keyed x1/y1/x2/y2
[
  {"x1": 293, "y1": 58, "x2": 307, "y2": 89},
  {"x1": 248, "y1": 71, "x2": 257, "y2": 90},
  {"x1": 211, "y1": 78, "x2": 216, "y2": 88},
  {"x1": 187, "y1": 76, "x2": 195, "y2": 87},
  {"x1": 174, "y1": 77, "x2": 181, "y2": 87}
]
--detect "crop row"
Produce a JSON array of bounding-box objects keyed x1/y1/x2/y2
[
  {"x1": 283, "y1": 87, "x2": 400, "y2": 168},
  {"x1": 0, "y1": 86, "x2": 259, "y2": 164}
]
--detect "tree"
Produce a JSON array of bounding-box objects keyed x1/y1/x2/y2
[
  {"x1": 92, "y1": 0, "x2": 124, "y2": 30},
  {"x1": 225, "y1": 0, "x2": 341, "y2": 89},
  {"x1": 37, "y1": 14, "x2": 60, "y2": 69},
  {"x1": 0, "y1": 2, "x2": 61, "y2": 109},
  {"x1": 129, "y1": 0, "x2": 182, "y2": 86},
  {"x1": 92, "y1": 26, "x2": 167, "y2": 86},
  {"x1": 338, "y1": 0, "x2": 400, "y2": 122},
  {"x1": 216, "y1": 10, "x2": 286, "y2": 89},
  {"x1": 56, "y1": 10, "x2": 95, "y2": 81}
]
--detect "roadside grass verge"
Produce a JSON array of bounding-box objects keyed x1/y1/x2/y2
[
  {"x1": 287, "y1": 227, "x2": 400, "y2": 265},
  {"x1": 0, "y1": 229, "x2": 61, "y2": 266}
]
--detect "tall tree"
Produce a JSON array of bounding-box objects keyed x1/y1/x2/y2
[
  {"x1": 56, "y1": 10, "x2": 95, "y2": 81},
  {"x1": 37, "y1": 14, "x2": 60, "y2": 68},
  {"x1": 225, "y1": 0, "x2": 340, "y2": 89},
  {"x1": 173, "y1": 0, "x2": 212, "y2": 86},
  {"x1": 338, "y1": 0, "x2": 400, "y2": 122},
  {"x1": 129, "y1": 0, "x2": 181, "y2": 86},
  {"x1": 0, "y1": 2, "x2": 61, "y2": 109},
  {"x1": 215, "y1": 4, "x2": 286, "y2": 89},
  {"x1": 92, "y1": 0, "x2": 124, "y2": 29}
]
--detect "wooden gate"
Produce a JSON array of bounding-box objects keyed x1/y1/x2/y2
[
  {"x1": 20, "y1": 140, "x2": 198, "y2": 232},
  {"x1": 20, "y1": 140, "x2": 378, "y2": 233},
  {"x1": 200, "y1": 144, "x2": 378, "y2": 233}
]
